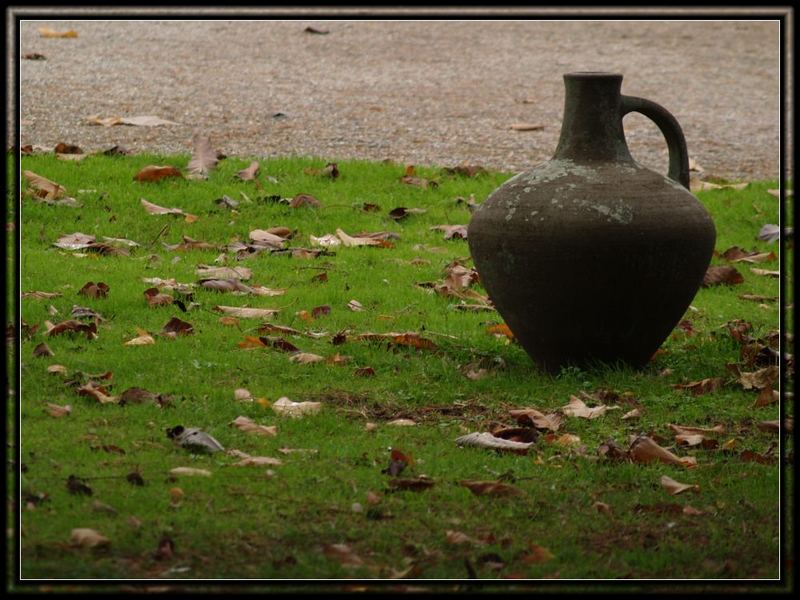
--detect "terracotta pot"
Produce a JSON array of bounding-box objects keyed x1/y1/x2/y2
[{"x1": 468, "y1": 72, "x2": 716, "y2": 373}]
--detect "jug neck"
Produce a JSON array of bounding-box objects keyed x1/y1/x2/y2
[{"x1": 552, "y1": 72, "x2": 635, "y2": 163}]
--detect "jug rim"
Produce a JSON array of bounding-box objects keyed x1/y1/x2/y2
[{"x1": 564, "y1": 71, "x2": 623, "y2": 79}]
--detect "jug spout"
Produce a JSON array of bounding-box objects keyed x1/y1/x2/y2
[{"x1": 553, "y1": 72, "x2": 635, "y2": 163}]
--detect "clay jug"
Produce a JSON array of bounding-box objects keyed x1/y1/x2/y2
[{"x1": 467, "y1": 72, "x2": 716, "y2": 373}]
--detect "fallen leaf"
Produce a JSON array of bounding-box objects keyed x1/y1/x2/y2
[
  {"x1": 455, "y1": 432, "x2": 535, "y2": 453},
  {"x1": 237, "y1": 161, "x2": 260, "y2": 180},
  {"x1": 459, "y1": 480, "x2": 524, "y2": 497},
  {"x1": 161, "y1": 317, "x2": 194, "y2": 336},
  {"x1": 69, "y1": 529, "x2": 110, "y2": 549},
  {"x1": 289, "y1": 193, "x2": 321, "y2": 208},
  {"x1": 721, "y1": 246, "x2": 777, "y2": 264},
  {"x1": 24, "y1": 170, "x2": 66, "y2": 199},
  {"x1": 660, "y1": 475, "x2": 700, "y2": 495},
  {"x1": 230, "y1": 416, "x2": 277, "y2": 436},
  {"x1": 66, "y1": 475, "x2": 93, "y2": 496},
  {"x1": 347, "y1": 299, "x2": 364, "y2": 312},
  {"x1": 53, "y1": 232, "x2": 95, "y2": 250},
  {"x1": 22, "y1": 290, "x2": 62, "y2": 300},
  {"x1": 621, "y1": 408, "x2": 641, "y2": 420},
  {"x1": 47, "y1": 364, "x2": 68, "y2": 375},
  {"x1": 124, "y1": 328, "x2": 155, "y2": 346},
  {"x1": 668, "y1": 424, "x2": 726, "y2": 436},
  {"x1": 231, "y1": 454, "x2": 283, "y2": 467},
  {"x1": 671, "y1": 378, "x2": 725, "y2": 396},
  {"x1": 170, "y1": 467, "x2": 212, "y2": 477},
  {"x1": 520, "y1": 543, "x2": 554, "y2": 563},
  {"x1": 509, "y1": 407, "x2": 562, "y2": 431},
  {"x1": 78, "y1": 281, "x2": 109, "y2": 299},
  {"x1": 76, "y1": 382, "x2": 117, "y2": 404},
  {"x1": 387, "y1": 419, "x2": 416, "y2": 426},
  {"x1": 134, "y1": 166, "x2": 184, "y2": 183},
  {"x1": 446, "y1": 530, "x2": 483, "y2": 546},
  {"x1": 187, "y1": 133, "x2": 218, "y2": 179},
  {"x1": 733, "y1": 365, "x2": 779, "y2": 390},
  {"x1": 44, "y1": 403, "x2": 71, "y2": 417},
  {"x1": 354, "y1": 366, "x2": 376, "y2": 377},
  {"x1": 304, "y1": 26, "x2": 330, "y2": 34},
  {"x1": 561, "y1": 395, "x2": 618, "y2": 419},
  {"x1": 510, "y1": 123, "x2": 544, "y2": 131},
  {"x1": 388, "y1": 207, "x2": 427, "y2": 220},
  {"x1": 214, "y1": 306, "x2": 279, "y2": 320},
  {"x1": 702, "y1": 266, "x2": 744, "y2": 287},
  {"x1": 22, "y1": 52, "x2": 47, "y2": 60},
  {"x1": 119, "y1": 387, "x2": 168, "y2": 406},
  {"x1": 39, "y1": 27, "x2": 78, "y2": 38},
  {"x1": 304, "y1": 162, "x2": 339, "y2": 178},
  {"x1": 140, "y1": 198, "x2": 196, "y2": 222},
  {"x1": 431, "y1": 224, "x2": 468, "y2": 240},
  {"x1": 45, "y1": 319, "x2": 97, "y2": 339},
  {"x1": 388, "y1": 477, "x2": 435, "y2": 491},
  {"x1": 310, "y1": 234, "x2": 341, "y2": 247},
  {"x1": 143, "y1": 287, "x2": 173, "y2": 307},
  {"x1": 753, "y1": 387, "x2": 779, "y2": 408},
  {"x1": 288, "y1": 352, "x2": 325, "y2": 364},
  {"x1": 248, "y1": 229, "x2": 287, "y2": 248},
  {"x1": 272, "y1": 397, "x2": 322, "y2": 417},
  {"x1": 33, "y1": 343, "x2": 54, "y2": 357},
  {"x1": 750, "y1": 267, "x2": 780, "y2": 278},
  {"x1": 196, "y1": 266, "x2": 252, "y2": 280},
  {"x1": 336, "y1": 228, "x2": 386, "y2": 247},
  {"x1": 486, "y1": 323, "x2": 515, "y2": 340},
  {"x1": 629, "y1": 436, "x2": 697, "y2": 468}
]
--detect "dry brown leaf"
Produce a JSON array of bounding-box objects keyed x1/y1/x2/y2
[
  {"x1": 445, "y1": 530, "x2": 483, "y2": 546},
  {"x1": 347, "y1": 299, "x2": 364, "y2": 312},
  {"x1": 24, "y1": 170, "x2": 66, "y2": 199},
  {"x1": 187, "y1": 133, "x2": 218, "y2": 179},
  {"x1": 459, "y1": 480, "x2": 524, "y2": 497},
  {"x1": 45, "y1": 403, "x2": 71, "y2": 417},
  {"x1": 69, "y1": 528, "x2": 110, "y2": 549},
  {"x1": 310, "y1": 234, "x2": 341, "y2": 247},
  {"x1": 125, "y1": 328, "x2": 155, "y2": 346},
  {"x1": 721, "y1": 247, "x2": 777, "y2": 264},
  {"x1": 671, "y1": 378, "x2": 725, "y2": 396},
  {"x1": 272, "y1": 397, "x2": 322, "y2": 417},
  {"x1": 288, "y1": 352, "x2": 325, "y2": 364},
  {"x1": 140, "y1": 198, "x2": 196, "y2": 222},
  {"x1": 753, "y1": 387, "x2": 779, "y2": 408},
  {"x1": 750, "y1": 267, "x2": 780, "y2": 278},
  {"x1": 79, "y1": 281, "x2": 110, "y2": 299},
  {"x1": 430, "y1": 224, "x2": 468, "y2": 240},
  {"x1": 45, "y1": 319, "x2": 97, "y2": 339},
  {"x1": 237, "y1": 161, "x2": 260, "y2": 180},
  {"x1": 455, "y1": 431, "x2": 535, "y2": 453},
  {"x1": 22, "y1": 290, "x2": 62, "y2": 300},
  {"x1": 668, "y1": 424, "x2": 726, "y2": 436},
  {"x1": 621, "y1": 408, "x2": 641, "y2": 420},
  {"x1": 77, "y1": 382, "x2": 118, "y2": 405},
  {"x1": 561, "y1": 395, "x2": 618, "y2": 419},
  {"x1": 143, "y1": 287, "x2": 173, "y2": 307},
  {"x1": 134, "y1": 166, "x2": 183, "y2": 183},
  {"x1": 54, "y1": 232, "x2": 95, "y2": 250},
  {"x1": 88, "y1": 115, "x2": 177, "y2": 127},
  {"x1": 486, "y1": 323, "x2": 515, "y2": 340},
  {"x1": 702, "y1": 265, "x2": 744, "y2": 287},
  {"x1": 593, "y1": 501, "x2": 612, "y2": 514},
  {"x1": 735, "y1": 366, "x2": 779, "y2": 391},
  {"x1": 230, "y1": 415, "x2": 277, "y2": 436},
  {"x1": 231, "y1": 455, "x2": 283, "y2": 467},
  {"x1": 214, "y1": 306, "x2": 279, "y2": 319},
  {"x1": 629, "y1": 436, "x2": 697, "y2": 468},
  {"x1": 509, "y1": 407, "x2": 562, "y2": 431},
  {"x1": 387, "y1": 419, "x2": 416, "y2": 427},
  {"x1": 521, "y1": 543, "x2": 555, "y2": 564},
  {"x1": 161, "y1": 317, "x2": 194, "y2": 337},
  {"x1": 47, "y1": 364, "x2": 68, "y2": 375},
  {"x1": 660, "y1": 475, "x2": 700, "y2": 495},
  {"x1": 196, "y1": 266, "x2": 252, "y2": 280},
  {"x1": 248, "y1": 229, "x2": 287, "y2": 248},
  {"x1": 39, "y1": 27, "x2": 78, "y2": 38},
  {"x1": 170, "y1": 467, "x2": 212, "y2": 477},
  {"x1": 289, "y1": 194, "x2": 321, "y2": 208},
  {"x1": 336, "y1": 228, "x2": 384, "y2": 247}
]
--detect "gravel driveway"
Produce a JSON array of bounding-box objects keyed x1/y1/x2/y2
[{"x1": 18, "y1": 19, "x2": 783, "y2": 180}]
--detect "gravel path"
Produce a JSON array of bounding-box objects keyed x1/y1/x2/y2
[{"x1": 18, "y1": 19, "x2": 783, "y2": 180}]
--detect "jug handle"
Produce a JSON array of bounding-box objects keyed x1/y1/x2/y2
[{"x1": 620, "y1": 95, "x2": 690, "y2": 190}]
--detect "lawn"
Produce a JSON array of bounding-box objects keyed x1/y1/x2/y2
[{"x1": 10, "y1": 148, "x2": 792, "y2": 583}]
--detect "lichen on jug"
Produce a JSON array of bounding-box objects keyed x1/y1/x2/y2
[{"x1": 467, "y1": 72, "x2": 715, "y2": 373}]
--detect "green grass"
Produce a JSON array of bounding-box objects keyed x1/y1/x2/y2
[{"x1": 11, "y1": 151, "x2": 791, "y2": 582}]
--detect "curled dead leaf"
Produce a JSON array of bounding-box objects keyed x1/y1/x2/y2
[
  {"x1": 134, "y1": 166, "x2": 183, "y2": 183},
  {"x1": 455, "y1": 431, "x2": 535, "y2": 453},
  {"x1": 69, "y1": 528, "x2": 110, "y2": 549},
  {"x1": 459, "y1": 480, "x2": 524, "y2": 497},
  {"x1": 629, "y1": 436, "x2": 697, "y2": 468},
  {"x1": 702, "y1": 266, "x2": 744, "y2": 287},
  {"x1": 272, "y1": 397, "x2": 322, "y2": 417},
  {"x1": 660, "y1": 475, "x2": 700, "y2": 495},
  {"x1": 230, "y1": 415, "x2": 277, "y2": 436}
]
